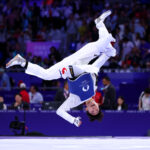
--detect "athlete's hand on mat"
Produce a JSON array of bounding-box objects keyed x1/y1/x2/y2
[{"x1": 74, "y1": 117, "x2": 82, "y2": 127}]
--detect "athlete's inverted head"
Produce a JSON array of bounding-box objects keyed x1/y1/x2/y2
[
  {"x1": 85, "y1": 98, "x2": 103, "y2": 122},
  {"x1": 85, "y1": 99, "x2": 99, "y2": 115}
]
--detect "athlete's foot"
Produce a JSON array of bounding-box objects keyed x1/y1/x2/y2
[
  {"x1": 94, "y1": 10, "x2": 111, "y2": 25},
  {"x1": 105, "y1": 43, "x2": 116, "y2": 57},
  {"x1": 110, "y1": 34, "x2": 116, "y2": 43},
  {"x1": 6, "y1": 54, "x2": 26, "y2": 68}
]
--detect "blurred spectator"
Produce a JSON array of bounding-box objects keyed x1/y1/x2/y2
[
  {"x1": 138, "y1": 88, "x2": 150, "y2": 110},
  {"x1": 134, "y1": 33, "x2": 142, "y2": 48},
  {"x1": 36, "y1": 26, "x2": 47, "y2": 41},
  {"x1": 54, "y1": 81, "x2": 69, "y2": 103},
  {"x1": 129, "y1": 47, "x2": 141, "y2": 69},
  {"x1": 134, "y1": 19, "x2": 145, "y2": 38},
  {"x1": 78, "y1": 19, "x2": 88, "y2": 38},
  {"x1": 0, "y1": 0, "x2": 149, "y2": 70},
  {"x1": 10, "y1": 94, "x2": 29, "y2": 110},
  {"x1": 48, "y1": 46, "x2": 61, "y2": 65},
  {"x1": 32, "y1": 56, "x2": 38, "y2": 64},
  {"x1": 121, "y1": 38, "x2": 134, "y2": 61},
  {"x1": 122, "y1": 54, "x2": 132, "y2": 69},
  {"x1": 115, "y1": 96, "x2": 128, "y2": 111},
  {"x1": 76, "y1": 36, "x2": 87, "y2": 50},
  {"x1": 48, "y1": 26, "x2": 63, "y2": 41},
  {"x1": 66, "y1": 14, "x2": 78, "y2": 49},
  {"x1": 19, "y1": 83, "x2": 30, "y2": 104},
  {"x1": 29, "y1": 85, "x2": 43, "y2": 104},
  {"x1": 101, "y1": 76, "x2": 116, "y2": 110},
  {"x1": 63, "y1": 2, "x2": 73, "y2": 18},
  {"x1": 143, "y1": 49, "x2": 150, "y2": 69},
  {"x1": 93, "y1": 90, "x2": 103, "y2": 106},
  {"x1": 26, "y1": 52, "x2": 33, "y2": 62},
  {"x1": 0, "y1": 68, "x2": 11, "y2": 91},
  {"x1": 0, "y1": 96, "x2": 7, "y2": 110},
  {"x1": 109, "y1": 57, "x2": 120, "y2": 69}
]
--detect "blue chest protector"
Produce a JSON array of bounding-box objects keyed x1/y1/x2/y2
[{"x1": 67, "y1": 73, "x2": 95, "y2": 102}]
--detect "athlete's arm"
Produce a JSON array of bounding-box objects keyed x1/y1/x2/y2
[{"x1": 56, "y1": 93, "x2": 82, "y2": 127}]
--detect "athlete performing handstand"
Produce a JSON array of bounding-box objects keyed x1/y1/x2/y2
[{"x1": 6, "y1": 10, "x2": 116, "y2": 127}]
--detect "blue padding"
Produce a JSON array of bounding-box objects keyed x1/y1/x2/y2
[{"x1": 68, "y1": 73, "x2": 94, "y2": 101}]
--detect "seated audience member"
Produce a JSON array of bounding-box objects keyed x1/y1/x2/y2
[
  {"x1": 10, "y1": 94, "x2": 29, "y2": 110},
  {"x1": 76, "y1": 36, "x2": 87, "y2": 50},
  {"x1": 101, "y1": 76, "x2": 116, "y2": 110},
  {"x1": 0, "y1": 96, "x2": 7, "y2": 110},
  {"x1": 115, "y1": 96, "x2": 128, "y2": 111},
  {"x1": 48, "y1": 46, "x2": 61, "y2": 64},
  {"x1": 19, "y1": 83, "x2": 30, "y2": 104},
  {"x1": 29, "y1": 85, "x2": 43, "y2": 103},
  {"x1": 138, "y1": 88, "x2": 150, "y2": 110},
  {"x1": 54, "y1": 81, "x2": 69, "y2": 107},
  {"x1": 0, "y1": 68, "x2": 11, "y2": 91},
  {"x1": 54, "y1": 81, "x2": 69, "y2": 102},
  {"x1": 54, "y1": 81, "x2": 82, "y2": 110}
]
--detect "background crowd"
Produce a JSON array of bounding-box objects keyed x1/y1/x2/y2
[
  {"x1": 0, "y1": 0, "x2": 150, "y2": 111},
  {"x1": 0, "y1": 76, "x2": 150, "y2": 112},
  {"x1": 0, "y1": 0, "x2": 149, "y2": 70}
]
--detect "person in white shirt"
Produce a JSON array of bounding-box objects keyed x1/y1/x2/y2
[
  {"x1": 122, "y1": 38, "x2": 134, "y2": 60},
  {"x1": 6, "y1": 10, "x2": 116, "y2": 127},
  {"x1": 29, "y1": 85, "x2": 43, "y2": 104},
  {"x1": 138, "y1": 88, "x2": 150, "y2": 111}
]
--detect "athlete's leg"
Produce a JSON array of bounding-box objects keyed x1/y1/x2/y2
[
  {"x1": 6, "y1": 54, "x2": 71, "y2": 80},
  {"x1": 70, "y1": 53, "x2": 110, "y2": 75},
  {"x1": 95, "y1": 10, "x2": 116, "y2": 57},
  {"x1": 92, "y1": 53, "x2": 109, "y2": 69},
  {"x1": 72, "y1": 10, "x2": 115, "y2": 63},
  {"x1": 78, "y1": 11, "x2": 116, "y2": 71},
  {"x1": 25, "y1": 61, "x2": 62, "y2": 80}
]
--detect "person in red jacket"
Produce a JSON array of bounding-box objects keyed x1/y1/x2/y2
[
  {"x1": 19, "y1": 83, "x2": 30, "y2": 104},
  {"x1": 94, "y1": 91, "x2": 103, "y2": 106}
]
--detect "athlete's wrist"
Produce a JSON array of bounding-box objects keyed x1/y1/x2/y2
[{"x1": 73, "y1": 117, "x2": 82, "y2": 127}]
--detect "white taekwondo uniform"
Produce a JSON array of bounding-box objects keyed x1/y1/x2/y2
[{"x1": 25, "y1": 21, "x2": 116, "y2": 125}]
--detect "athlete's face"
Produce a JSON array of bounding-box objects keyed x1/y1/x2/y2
[{"x1": 86, "y1": 99, "x2": 99, "y2": 116}]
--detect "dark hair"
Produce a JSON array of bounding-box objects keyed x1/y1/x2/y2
[
  {"x1": 32, "y1": 85, "x2": 38, "y2": 91},
  {"x1": 15, "y1": 94, "x2": 22, "y2": 97},
  {"x1": 123, "y1": 37, "x2": 129, "y2": 42},
  {"x1": 86, "y1": 110, "x2": 104, "y2": 122},
  {"x1": 144, "y1": 88, "x2": 150, "y2": 94},
  {"x1": 102, "y1": 76, "x2": 110, "y2": 81},
  {"x1": 118, "y1": 96, "x2": 125, "y2": 101}
]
